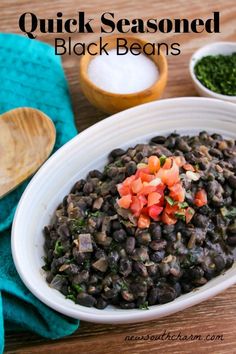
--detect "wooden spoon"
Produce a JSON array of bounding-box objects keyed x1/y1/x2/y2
[{"x1": 0, "y1": 107, "x2": 56, "y2": 198}]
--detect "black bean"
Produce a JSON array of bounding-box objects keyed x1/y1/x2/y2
[
  {"x1": 150, "y1": 135, "x2": 166, "y2": 144},
  {"x1": 150, "y1": 240, "x2": 167, "y2": 251},
  {"x1": 111, "y1": 220, "x2": 122, "y2": 230},
  {"x1": 164, "y1": 136, "x2": 176, "y2": 149},
  {"x1": 176, "y1": 138, "x2": 191, "y2": 152},
  {"x1": 125, "y1": 237, "x2": 136, "y2": 254},
  {"x1": 109, "y1": 148, "x2": 126, "y2": 160},
  {"x1": 149, "y1": 223, "x2": 162, "y2": 240},
  {"x1": 119, "y1": 259, "x2": 132, "y2": 276},
  {"x1": 113, "y1": 229, "x2": 127, "y2": 242},
  {"x1": 227, "y1": 222, "x2": 236, "y2": 235},
  {"x1": 209, "y1": 148, "x2": 223, "y2": 158},
  {"x1": 77, "y1": 293, "x2": 97, "y2": 307},
  {"x1": 95, "y1": 297, "x2": 108, "y2": 309},
  {"x1": 156, "y1": 285, "x2": 177, "y2": 304},
  {"x1": 228, "y1": 175, "x2": 236, "y2": 189},
  {"x1": 198, "y1": 161, "x2": 208, "y2": 170},
  {"x1": 136, "y1": 232, "x2": 152, "y2": 245},
  {"x1": 192, "y1": 214, "x2": 209, "y2": 229},
  {"x1": 150, "y1": 250, "x2": 165, "y2": 263},
  {"x1": 83, "y1": 182, "x2": 94, "y2": 194},
  {"x1": 148, "y1": 288, "x2": 158, "y2": 305},
  {"x1": 188, "y1": 266, "x2": 204, "y2": 280},
  {"x1": 227, "y1": 236, "x2": 236, "y2": 246},
  {"x1": 133, "y1": 262, "x2": 148, "y2": 277},
  {"x1": 131, "y1": 247, "x2": 149, "y2": 262},
  {"x1": 214, "y1": 255, "x2": 226, "y2": 272},
  {"x1": 126, "y1": 161, "x2": 137, "y2": 176},
  {"x1": 108, "y1": 251, "x2": 120, "y2": 268},
  {"x1": 120, "y1": 302, "x2": 136, "y2": 309},
  {"x1": 172, "y1": 282, "x2": 182, "y2": 297},
  {"x1": 71, "y1": 179, "x2": 86, "y2": 193},
  {"x1": 88, "y1": 170, "x2": 103, "y2": 179}
]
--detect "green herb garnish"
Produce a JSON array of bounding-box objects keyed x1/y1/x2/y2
[
  {"x1": 175, "y1": 211, "x2": 186, "y2": 221},
  {"x1": 159, "y1": 155, "x2": 167, "y2": 166},
  {"x1": 139, "y1": 301, "x2": 149, "y2": 310},
  {"x1": 114, "y1": 161, "x2": 123, "y2": 167},
  {"x1": 54, "y1": 240, "x2": 64, "y2": 256},
  {"x1": 120, "y1": 281, "x2": 128, "y2": 291},
  {"x1": 83, "y1": 259, "x2": 90, "y2": 270},
  {"x1": 89, "y1": 211, "x2": 102, "y2": 217},
  {"x1": 194, "y1": 53, "x2": 236, "y2": 96},
  {"x1": 66, "y1": 294, "x2": 76, "y2": 302},
  {"x1": 178, "y1": 201, "x2": 189, "y2": 209},
  {"x1": 220, "y1": 206, "x2": 236, "y2": 219},
  {"x1": 165, "y1": 196, "x2": 175, "y2": 205},
  {"x1": 70, "y1": 218, "x2": 86, "y2": 234},
  {"x1": 72, "y1": 284, "x2": 83, "y2": 293}
]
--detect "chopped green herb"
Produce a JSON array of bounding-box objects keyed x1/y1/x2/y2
[
  {"x1": 54, "y1": 240, "x2": 64, "y2": 256},
  {"x1": 72, "y1": 284, "x2": 83, "y2": 293},
  {"x1": 178, "y1": 201, "x2": 189, "y2": 209},
  {"x1": 89, "y1": 211, "x2": 102, "y2": 217},
  {"x1": 159, "y1": 155, "x2": 167, "y2": 167},
  {"x1": 70, "y1": 218, "x2": 86, "y2": 234},
  {"x1": 165, "y1": 196, "x2": 175, "y2": 205},
  {"x1": 83, "y1": 259, "x2": 90, "y2": 270},
  {"x1": 194, "y1": 53, "x2": 236, "y2": 96},
  {"x1": 114, "y1": 161, "x2": 123, "y2": 167},
  {"x1": 139, "y1": 301, "x2": 149, "y2": 310},
  {"x1": 220, "y1": 206, "x2": 236, "y2": 219},
  {"x1": 175, "y1": 211, "x2": 186, "y2": 221},
  {"x1": 110, "y1": 264, "x2": 118, "y2": 273},
  {"x1": 66, "y1": 294, "x2": 76, "y2": 302},
  {"x1": 120, "y1": 281, "x2": 128, "y2": 291}
]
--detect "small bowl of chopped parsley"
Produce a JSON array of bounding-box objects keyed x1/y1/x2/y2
[{"x1": 189, "y1": 42, "x2": 236, "y2": 103}]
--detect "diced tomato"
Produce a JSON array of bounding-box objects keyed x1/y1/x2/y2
[
  {"x1": 162, "y1": 157, "x2": 172, "y2": 169},
  {"x1": 123, "y1": 175, "x2": 136, "y2": 187},
  {"x1": 148, "y1": 205, "x2": 163, "y2": 220},
  {"x1": 117, "y1": 183, "x2": 131, "y2": 197},
  {"x1": 174, "y1": 156, "x2": 186, "y2": 167},
  {"x1": 183, "y1": 163, "x2": 195, "y2": 172},
  {"x1": 131, "y1": 177, "x2": 143, "y2": 194},
  {"x1": 138, "y1": 185, "x2": 157, "y2": 195},
  {"x1": 161, "y1": 211, "x2": 177, "y2": 225},
  {"x1": 169, "y1": 183, "x2": 185, "y2": 202},
  {"x1": 130, "y1": 196, "x2": 142, "y2": 217},
  {"x1": 138, "y1": 194, "x2": 148, "y2": 209},
  {"x1": 135, "y1": 167, "x2": 150, "y2": 178},
  {"x1": 139, "y1": 171, "x2": 155, "y2": 183},
  {"x1": 194, "y1": 189, "x2": 207, "y2": 207},
  {"x1": 147, "y1": 192, "x2": 162, "y2": 207},
  {"x1": 165, "y1": 202, "x2": 179, "y2": 215},
  {"x1": 148, "y1": 155, "x2": 160, "y2": 173},
  {"x1": 157, "y1": 161, "x2": 180, "y2": 187},
  {"x1": 185, "y1": 207, "x2": 195, "y2": 223},
  {"x1": 138, "y1": 214, "x2": 151, "y2": 228},
  {"x1": 117, "y1": 194, "x2": 132, "y2": 209}
]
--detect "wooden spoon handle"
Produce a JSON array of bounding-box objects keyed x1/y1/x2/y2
[{"x1": 0, "y1": 107, "x2": 56, "y2": 198}]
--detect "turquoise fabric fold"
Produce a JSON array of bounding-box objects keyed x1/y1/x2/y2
[{"x1": 0, "y1": 33, "x2": 79, "y2": 353}]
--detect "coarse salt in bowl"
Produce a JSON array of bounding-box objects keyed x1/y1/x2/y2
[{"x1": 79, "y1": 35, "x2": 168, "y2": 114}]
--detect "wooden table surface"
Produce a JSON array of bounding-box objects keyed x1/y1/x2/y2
[{"x1": 1, "y1": 0, "x2": 236, "y2": 353}]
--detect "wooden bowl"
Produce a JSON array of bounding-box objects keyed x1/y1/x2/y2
[{"x1": 80, "y1": 35, "x2": 168, "y2": 114}]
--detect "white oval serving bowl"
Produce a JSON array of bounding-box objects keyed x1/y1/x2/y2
[
  {"x1": 189, "y1": 42, "x2": 236, "y2": 103},
  {"x1": 12, "y1": 97, "x2": 236, "y2": 324}
]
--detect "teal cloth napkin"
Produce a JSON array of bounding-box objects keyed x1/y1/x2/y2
[{"x1": 0, "y1": 33, "x2": 79, "y2": 353}]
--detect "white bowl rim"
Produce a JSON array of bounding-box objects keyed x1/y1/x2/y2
[
  {"x1": 189, "y1": 41, "x2": 236, "y2": 101},
  {"x1": 11, "y1": 97, "x2": 236, "y2": 323}
]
